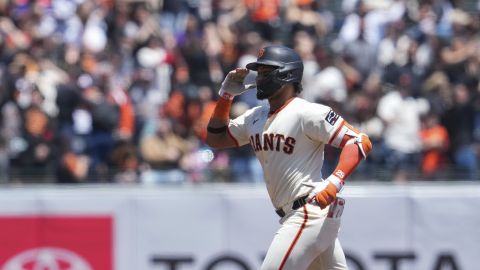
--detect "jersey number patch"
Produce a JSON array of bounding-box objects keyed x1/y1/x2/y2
[{"x1": 325, "y1": 110, "x2": 340, "y2": 126}]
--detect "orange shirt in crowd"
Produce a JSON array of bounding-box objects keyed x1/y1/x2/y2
[
  {"x1": 118, "y1": 98, "x2": 135, "y2": 138},
  {"x1": 244, "y1": 0, "x2": 280, "y2": 22},
  {"x1": 419, "y1": 125, "x2": 449, "y2": 176}
]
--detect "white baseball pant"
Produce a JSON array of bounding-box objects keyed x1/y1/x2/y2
[{"x1": 261, "y1": 200, "x2": 348, "y2": 270}]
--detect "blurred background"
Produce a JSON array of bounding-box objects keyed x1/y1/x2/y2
[
  {"x1": 0, "y1": 0, "x2": 480, "y2": 184},
  {"x1": 0, "y1": 1, "x2": 479, "y2": 270}
]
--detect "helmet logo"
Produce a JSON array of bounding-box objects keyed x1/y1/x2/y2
[{"x1": 257, "y1": 48, "x2": 265, "y2": 58}]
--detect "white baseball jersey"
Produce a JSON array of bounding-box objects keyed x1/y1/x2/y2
[{"x1": 227, "y1": 97, "x2": 344, "y2": 209}]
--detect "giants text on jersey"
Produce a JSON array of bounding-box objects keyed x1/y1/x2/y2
[{"x1": 250, "y1": 133, "x2": 296, "y2": 154}]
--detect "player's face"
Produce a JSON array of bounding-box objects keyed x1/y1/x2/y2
[
  {"x1": 257, "y1": 65, "x2": 276, "y2": 79},
  {"x1": 256, "y1": 65, "x2": 281, "y2": 100}
]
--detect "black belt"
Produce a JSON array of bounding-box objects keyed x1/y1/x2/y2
[{"x1": 275, "y1": 195, "x2": 309, "y2": 218}]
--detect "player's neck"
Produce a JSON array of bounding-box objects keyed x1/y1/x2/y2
[{"x1": 268, "y1": 86, "x2": 296, "y2": 113}]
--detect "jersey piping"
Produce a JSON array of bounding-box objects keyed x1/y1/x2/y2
[
  {"x1": 328, "y1": 119, "x2": 345, "y2": 145},
  {"x1": 268, "y1": 97, "x2": 296, "y2": 117},
  {"x1": 226, "y1": 127, "x2": 239, "y2": 147},
  {"x1": 278, "y1": 205, "x2": 309, "y2": 270}
]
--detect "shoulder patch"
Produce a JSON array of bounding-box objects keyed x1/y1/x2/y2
[{"x1": 325, "y1": 109, "x2": 340, "y2": 126}]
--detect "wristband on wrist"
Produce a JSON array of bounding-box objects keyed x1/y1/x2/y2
[
  {"x1": 326, "y1": 174, "x2": 344, "y2": 191},
  {"x1": 218, "y1": 87, "x2": 234, "y2": 100},
  {"x1": 207, "y1": 125, "x2": 227, "y2": 134}
]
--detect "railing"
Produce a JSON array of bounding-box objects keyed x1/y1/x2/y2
[{"x1": 3, "y1": 165, "x2": 480, "y2": 184}]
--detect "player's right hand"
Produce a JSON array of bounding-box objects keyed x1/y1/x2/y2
[
  {"x1": 218, "y1": 68, "x2": 255, "y2": 100},
  {"x1": 315, "y1": 182, "x2": 337, "y2": 209}
]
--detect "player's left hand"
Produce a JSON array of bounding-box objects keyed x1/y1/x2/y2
[
  {"x1": 315, "y1": 175, "x2": 344, "y2": 209},
  {"x1": 315, "y1": 182, "x2": 337, "y2": 209}
]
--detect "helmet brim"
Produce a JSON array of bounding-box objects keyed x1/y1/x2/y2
[{"x1": 246, "y1": 60, "x2": 282, "y2": 71}]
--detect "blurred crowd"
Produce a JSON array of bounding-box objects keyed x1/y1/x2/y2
[{"x1": 0, "y1": 0, "x2": 480, "y2": 184}]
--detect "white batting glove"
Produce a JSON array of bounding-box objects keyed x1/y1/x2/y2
[{"x1": 218, "y1": 68, "x2": 255, "y2": 100}]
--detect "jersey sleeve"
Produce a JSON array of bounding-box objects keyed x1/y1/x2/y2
[
  {"x1": 302, "y1": 104, "x2": 344, "y2": 144},
  {"x1": 227, "y1": 108, "x2": 254, "y2": 147}
]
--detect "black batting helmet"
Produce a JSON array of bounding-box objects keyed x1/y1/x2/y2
[
  {"x1": 246, "y1": 45, "x2": 304, "y2": 84},
  {"x1": 246, "y1": 45, "x2": 303, "y2": 99}
]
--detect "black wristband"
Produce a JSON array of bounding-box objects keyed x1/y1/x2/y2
[{"x1": 207, "y1": 125, "x2": 227, "y2": 134}]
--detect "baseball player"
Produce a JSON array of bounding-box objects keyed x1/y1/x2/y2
[{"x1": 206, "y1": 45, "x2": 372, "y2": 270}]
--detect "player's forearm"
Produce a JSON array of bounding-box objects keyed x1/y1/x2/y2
[
  {"x1": 206, "y1": 117, "x2": 230, "y2": 147},
  {"x1": 205, "y1": 97, "x2": 233, "y2": 148},
  {"x1": 316, "y1": 137, "x2": 369, "y2": 209},
  {"x1": 329, "y1": 134, "x2": 372, "y2": 184},
  {"x1": 331, "y1": 143, "x2": 363, "y2": 181}
]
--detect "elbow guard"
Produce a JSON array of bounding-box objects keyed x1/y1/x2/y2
[
  {"x1": 330, "y1": 121, "x2": 373, "y2": 159},
  {"x1": 346, "y1": 133, "x2": 372, "y2": 159}
]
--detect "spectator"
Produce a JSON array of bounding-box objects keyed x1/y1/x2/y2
[
  {"x1": 285, "y1": 0, "x2": 330, "y2": 38},
  {"x1": 440, "y1": 34, "x2": 476, "y2": 84},
  {"x1": 419, "y1": 112, "x2": 450, "y2": 179},
  {"x1": 139, "y1": 117, "x2": 193, "y2": 184},
  {"x1": 0, "y1": 135, "x2": 8, "y2": 183},
  {"x1": 111, "y1": 140, "x2": 140, "y2": 183},
  {"x1": 159, "y1": 0, "x2": 189, "y2": 34},
  {"x1": 81, "y1": 84, "x2": 120, "y2": 181},
  {"x1": 346, "y1": 91, "x2": 384, "y2": 179},
  {"x1": 339, "y1": 0, "x2": 406, "y2": 46},
  {"x1": 177, "y1": 14, "x2": 216, "y2": 89},
  {"x1": 56, "y1": 138, "x2": 90, "y2": 184},
  {"x1": 190, "y1": 86, "x2": 217, "y2": 142},
  {"x1": 242, "y1": 0, "x2": 282, "y2": 42},
  {"x1": 377, "y1": 73, "x2": 430, "y2": 182},
  {"x1": 293, "y1": 31, "x2": 321, "y2": 102},
  {"x1": 442, "y1": 83, "x2": 478, "y2": 180},
  {"x1": 14, "y1": 104, "x2": 56, "y2": 182},
  {"x1": 341, "y1": 16, "x2": 378, "y2": 83},
  {"x1": 302, "y1": 45, "x2": 347, "y2": 105}
]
